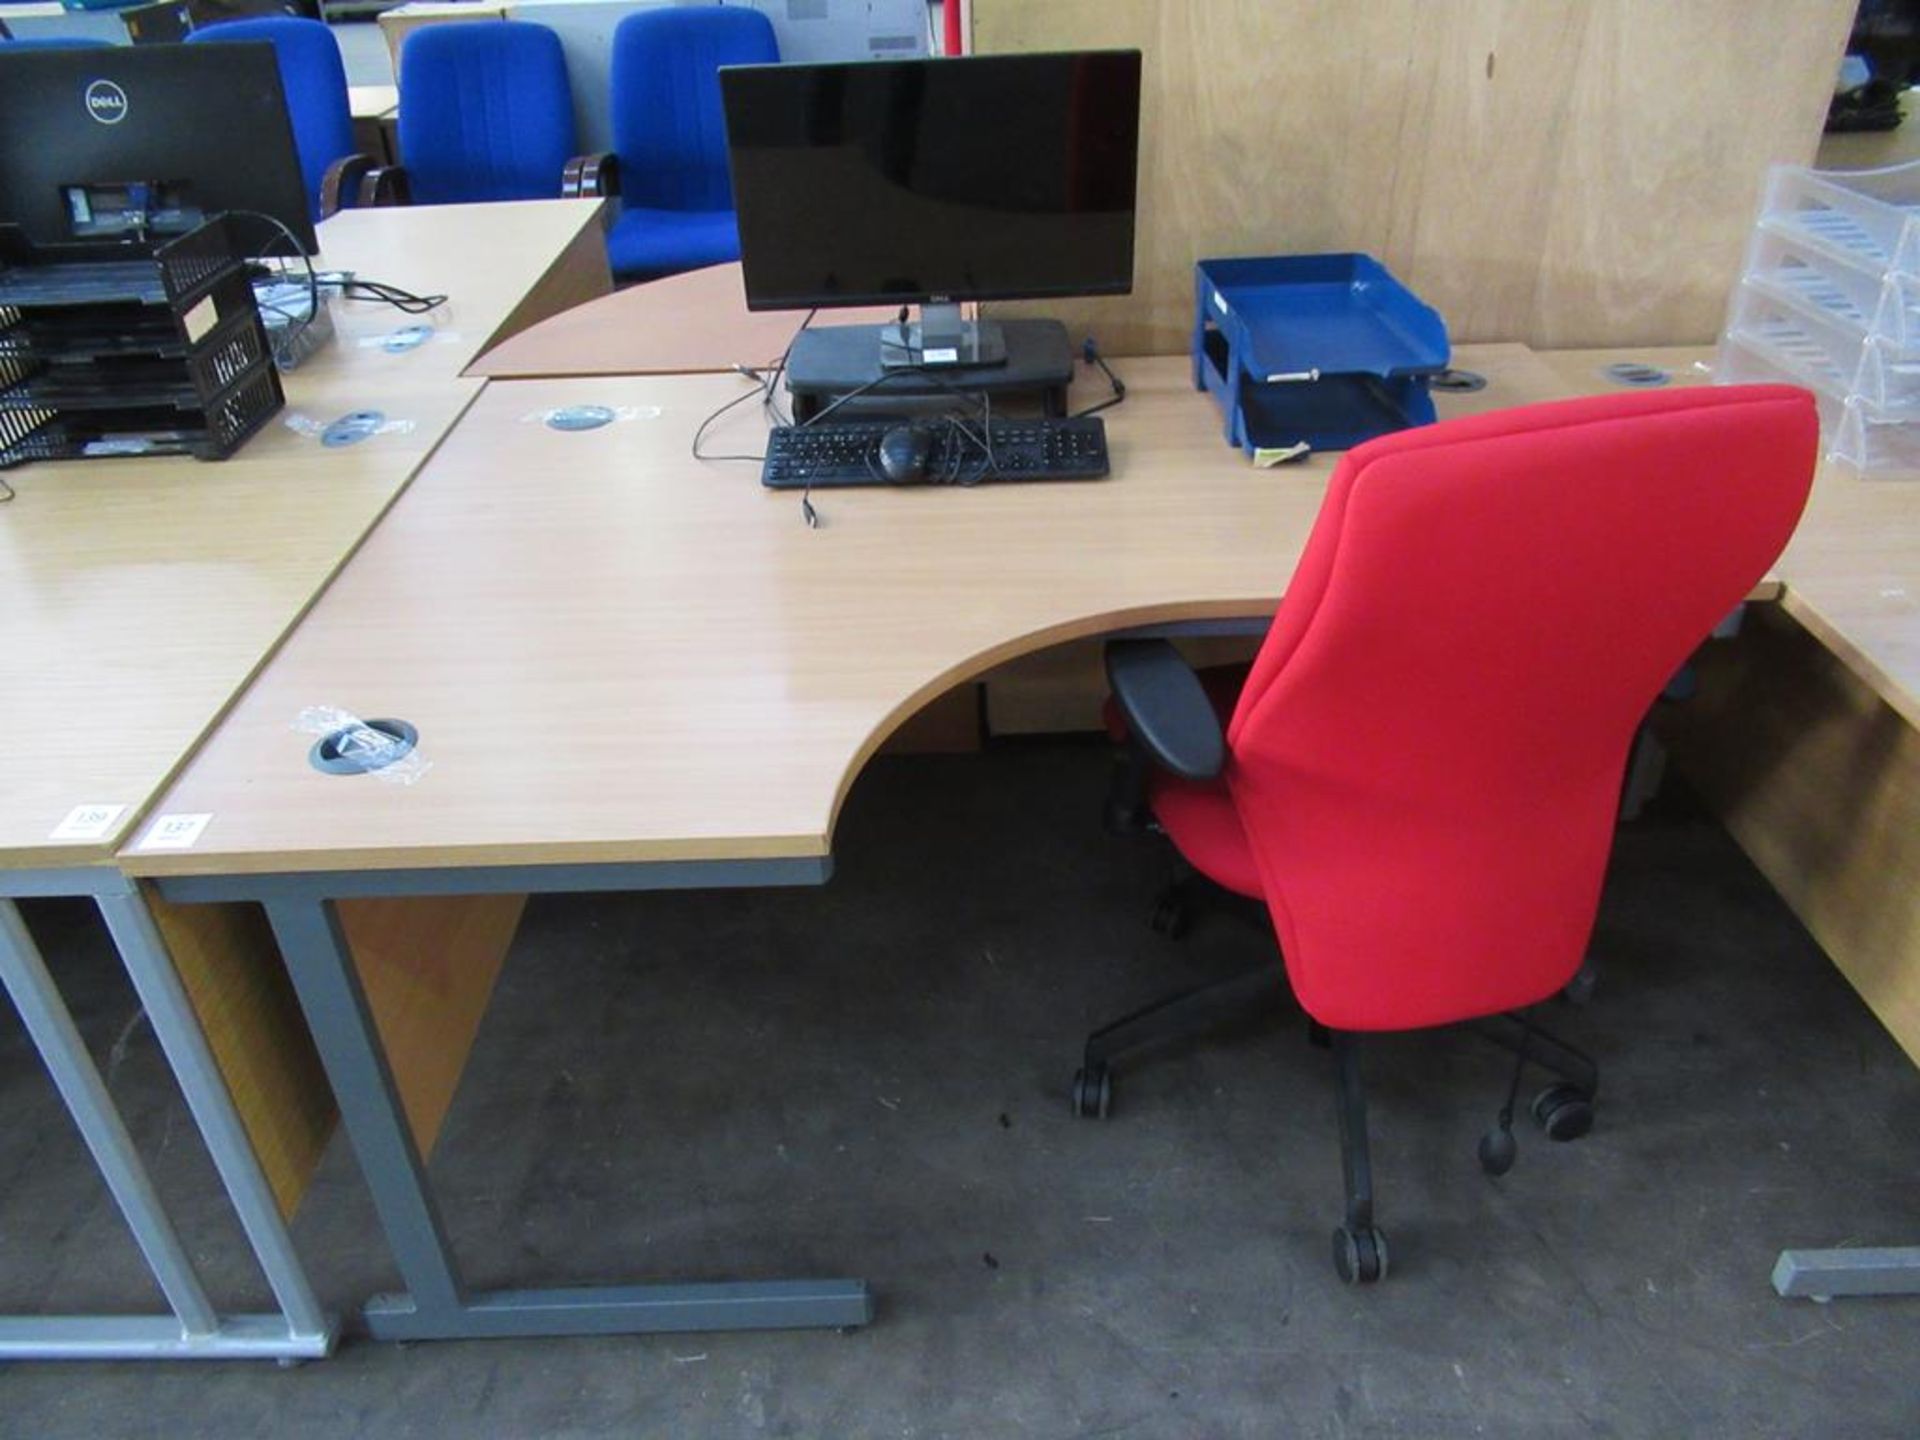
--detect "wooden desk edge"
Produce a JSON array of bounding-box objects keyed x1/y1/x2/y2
[
  {"x1": 462, "y1": 204, "x2": 612, "y2": 376},
  {"x1": 1776, "y1": 584, "x2": 1920, "y2": 730},
  {"x1": 118, "y1": 593, "x2": 1285, "y2": 878},
  {"x1": 9, "y1": 380, "x2": 492, "y2": 875}
]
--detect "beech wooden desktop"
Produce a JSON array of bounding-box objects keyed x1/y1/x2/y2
[{"x1": 118, "y1": 346, "x2": 1575, "y2": 1340}]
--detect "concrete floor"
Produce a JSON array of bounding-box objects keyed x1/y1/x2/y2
[{"x1": 2, "y1": 743, "x2": 1917, "y2": 1438}]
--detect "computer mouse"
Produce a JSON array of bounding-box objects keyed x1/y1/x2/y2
[{"x1": 877, "y1": 425, "x2": 934, "y2": 484}]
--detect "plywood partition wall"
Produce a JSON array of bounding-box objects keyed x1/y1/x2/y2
[{"x1": 971, "y1": 1, "x2": 1853, "y2": 355}]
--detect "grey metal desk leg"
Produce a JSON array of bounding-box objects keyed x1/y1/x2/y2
[
  {"x1": 1773, "y1": 1248, "x2": 1920, "y2": 1299},
  {"x1": 95, "y1": 884, "x2": 335, "y2": 1352},
  {"x1": 0, "y1": 900, "x2": 331, "y2": 1360},
  {"x1": 264, "y1": 895, "x2": 871, "y2": 1342}
]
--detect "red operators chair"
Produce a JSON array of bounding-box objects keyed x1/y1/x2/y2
[{"x1": 1078, "y1": 385, "x2": 1818, "y2": 1284}]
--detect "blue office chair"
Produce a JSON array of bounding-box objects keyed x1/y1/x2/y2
[
  {"x1": 374, "y1": 21, "x2": 578, "y2": 205},
  {"x1": 585, "y1": 6, "x2": 778, "y2": 282},
  {"x1": 187, "y1": 16, "x2": 376, "y2": 220}
]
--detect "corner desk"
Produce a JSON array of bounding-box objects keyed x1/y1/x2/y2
[
  {"x1": 0, "y1": 199, "x2": 608, "y2": 1358},
  {"x1": 113, "y1": 342, "x2": 1597, "y2": 1341}
]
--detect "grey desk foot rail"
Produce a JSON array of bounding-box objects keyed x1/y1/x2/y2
[
  {"x1": 155, "y1": 858, "x2": 874, "y2": 1344},
  {"x1": 1774, "y1": 1248, "x2": 1920, "y2": 1300},
  {"x1": 0, "y1": 872, "x2": 335, "y2": 1361}
]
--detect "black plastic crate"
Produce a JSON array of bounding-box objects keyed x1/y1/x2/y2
[
  {"x1": 200, "y1": 362, "x2": 283, "y2": 457},
  {"x1": 0, "y1": 216, "x2": 282, "y2": 469},
  {"x1": 0, "y1": 306, "x2": 188, "y2": 363},
  {"x1": 0, "y1": 363, "x2": 281, "y2": 466},
  {"x1": 156, "y1": 215, "x2": 251, "y2": 307},
  {"x1": 0, "y1": 402, "x2": 59, "y2": 462}
]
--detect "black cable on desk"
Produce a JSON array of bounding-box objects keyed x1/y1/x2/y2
[
  {"x1": 228, "y1": 208, "x2": 319, "y2": 343},
  {"x1": 693, "y1": 313, "x2": 1011, "y2": 523},
  {"x1": 691, "y1": 377, "x2": 777, "y2": 464},
  {"x1": 690, "y1": 309, "x2": 818, "y2": 464},
  {"x1": 1075, "y1": 337, "x2": 1127, "y2": 418},
  {"x1": 327, "y1": 277, "x2": 448, "y2": 314},
  {"x1": 761, "y1": 308, "x2": 816, "y2": 429}
]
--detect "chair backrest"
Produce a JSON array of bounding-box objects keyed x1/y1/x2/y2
[
  {"x1": 398, "y1": 21, "x2": 575, "y2": 205},
  {"x1": 188, "y1": 16, "x2": 353, "y2": 221},
  {"x1": 609, "y1": 5, "x2": 776, "y2": 212},
  {"x1": 1222, "y1": 386, "x2": 1818, "y2": 1034}
]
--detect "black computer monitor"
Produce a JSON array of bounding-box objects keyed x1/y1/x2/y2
[
  {"x1": 721, "y1": 50, "x2": 1140, "y2": 367},
  {"x1": 0, "y1": 43, "x2": 314, "y2": 256}
]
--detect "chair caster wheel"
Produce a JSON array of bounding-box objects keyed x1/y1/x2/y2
[
  {"x1": 1531, "y1": 1083, "x2": 1594, "y2": 1141},
  {"x1": 1477, "y1": 1124, "x2": 1517, "y2": 1176},
  {"x1": 1332, "y1": 1225, "x2": 1389, "y2": 1285},
  {"x1": 1071, "y1": 1066, "x2": 1111, "y2": 1119},
  {"x1": 1148, "y1": 890, "x2": 1191, "y2": 939}
]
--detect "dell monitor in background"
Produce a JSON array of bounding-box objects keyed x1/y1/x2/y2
[
  {"x1": 721, "y1": 50, "x2": 1141, "y2": 369},
  {"x1": 0, "y1": 43, "x2": 315, "y2": 257}
]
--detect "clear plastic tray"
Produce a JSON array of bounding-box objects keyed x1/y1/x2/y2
[
  {"x1": 1745, "y1": 229, "x2": 1889, "y2": 331},
  {"x1": 1758, "y1": 162, "x2": 1920, "y2": 276},
  {"x1": 1720, "y1": 159, "x2": 1920, "y2": 476},
  {"x1": 1835, "y1": 394, "x2": 1920, "y2": 477},
  {"x1": 1717, "y1": 334, "x2": 1920, "y2": 478},
  {"x1": 1721, "y1": 288, "x2": 1862, "y2": 400}
]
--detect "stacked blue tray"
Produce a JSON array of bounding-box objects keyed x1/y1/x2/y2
[{"x1": 1193, "y1": 254, "x2": 1451, "y2": 458}]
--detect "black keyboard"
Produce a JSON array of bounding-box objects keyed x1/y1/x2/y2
[{"x1": 762, "y1": 416, "x2": 1110, "y2": 489}]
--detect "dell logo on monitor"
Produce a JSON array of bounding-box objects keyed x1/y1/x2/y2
[{"x1": 84, "y1": 80, "x2": 130, "y2": 126}]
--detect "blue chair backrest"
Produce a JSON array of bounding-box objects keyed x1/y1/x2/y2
[
  {"x1": 610, "y1": 6, "x2": 776, "y2": 212},
  {"x1": 398, "y1": 21, "x2": 575, "y2": 205},
  {"x1": 187, "y1": 16, "x2": 353, "y2": 221},
  {"x1": 0, "y1": 36, "x2": 116, "y2": 49}
]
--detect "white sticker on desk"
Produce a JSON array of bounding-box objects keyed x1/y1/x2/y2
[
  {"x1": 138, "y1": 813, "x2": 213, "y2": 851},
  {"x1": 49, "y1": 803, "x2": 128, "y2": 842}
]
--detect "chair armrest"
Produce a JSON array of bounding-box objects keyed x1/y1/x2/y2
[
  {"x1": 563, "y1": 151, "x2": 619, "y2": 200},
  {"x1": 319, "y1": 153, "x2": 383, "y2": 218},
  {"x1": 357, "y1": 165, "x2": 412, "y2": 208},
  {"x1": 1104, "y1": 639, "x2": 1226, "y2": 782}
]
